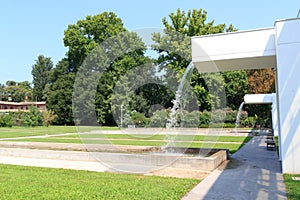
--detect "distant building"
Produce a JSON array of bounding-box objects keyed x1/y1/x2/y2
[{"x1": 0, "y1": 101, "x2": 46, "y2": 113}]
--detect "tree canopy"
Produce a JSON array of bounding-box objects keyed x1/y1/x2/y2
[
  {"x1": 32, "y1": 55, "x2": 53, "y2": 101},
  {"x1": 1, "y1": 9, "x2": 272, "y2": 128},
  {"x1": 152, "y1": 8, "x2": 246, "y2": 111},
  {"x1": 0, "y1": 81, "x2": 32, "y2": 102}
]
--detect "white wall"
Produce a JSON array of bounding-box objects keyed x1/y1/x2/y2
[
  {"x1": 192, "y1": 28, "x2": 276, "y2": 72},
  {"x1": 275, "y1": 18, "x2": 300, "y2": 173}
]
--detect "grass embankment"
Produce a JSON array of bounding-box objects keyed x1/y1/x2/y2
[
  {"x1": 0, "y1": 164, "x2": 198, "y2": 200},
  {"x1": 284, "y1": 174, "x2": 300, "y2": 200}
]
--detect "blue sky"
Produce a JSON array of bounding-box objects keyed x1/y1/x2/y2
[{"x1": 0, "y1": 1, "x2": 298, "y2": 84}]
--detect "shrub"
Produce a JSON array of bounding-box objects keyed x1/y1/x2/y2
[
  {"x1": 242, "y1": 116, "x2": 257, "y2": 128},
  {"x1": 224, "y1": 108, "x2": 238, "y2": 124},
  {"x1": 199, "y1": 124, "x2": 209, "y2": 128},
  {"x1": 0, "y1": 114, "x2": 13, "y2": 127},
  {"x1": 42, "y1": 110, "x2": 58, "y2": 127},
  {"x1": 149, "y1": 109, "x2": 168, "y2": 128},
  {"x1": 10, "y1": 107, "x2": 43, "y2": 127},
  {"x1": 211, "y1": 109, "x2": 226, "y2": 123},
  {"x1": 22, "y1": 107, "x2": 42, "y2": 127},
  {"x1": 199, "y1": 110, "x2": 211, "y2": 126},
  {"x1": 130, "y1": 111, "x2": 149, "y2": 127},
  {"x1": 223, "y1": 123, "x2": 236, "y2": 128},
  {"x1": 182, "y1": 111, "x2": 200, "y2": 128}
]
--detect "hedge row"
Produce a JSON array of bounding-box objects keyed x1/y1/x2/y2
[
  {"x1": 124, "y1": 107, "x2": 258, "y2": 128},
  {"x1": 0, "y1": 107, "x2": 57, "y2": 127}
]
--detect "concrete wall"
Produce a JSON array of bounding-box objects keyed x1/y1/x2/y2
[{"x1": 275, "y1": 18, "x2": 300, "y2": 173}]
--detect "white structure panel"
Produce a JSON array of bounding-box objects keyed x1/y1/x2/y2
[
  {"x1": 244, "y1": 93, "x2": 274, "y2": 104},
  {"x1": 192, "y1": 28, "x2": 277, "y2": 72},
  {"x1": 275, "y1": 18, "x2": 300, "y2": 173}
]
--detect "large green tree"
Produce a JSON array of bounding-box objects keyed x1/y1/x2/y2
[
  {"x1": 74, "y1": 31, "x2": 149, "y2": 125},
  {"x1": 31, "y1": 55, "x2": 53, "y2": 101},
  {"x1": 152, "y1": 8, "x2": 237, "y2": 111},
  {"x1": 222, "y1": 71, "x2": 248, "y2": 110},
  {"x1": 49, "y1": 12, "x2": 149, "y2": 125},
  {"x1": 47, "y1": 59, "x2": 74, "y2": 125},
  {"x1": 63, "y1": 12, "x2": 126, "y2": 73},
  {"x1": 2, "y1": 81, "x2": 32, "y2": 102}
]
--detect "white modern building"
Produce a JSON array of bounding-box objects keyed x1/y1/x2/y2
[{"x1": 192, "y1": 18, "x2": 300, "y2": 173}]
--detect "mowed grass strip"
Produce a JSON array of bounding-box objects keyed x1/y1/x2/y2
[
  {"x1": 284, "y1": 174, "x2": 300, "y2": 200},
  {"x1": 61, "y1": 133, "x2": 252, "y2": 143},
  {"x1": 0, "y1": 164, "x2": 198, "y2": 200},
  {"x1": 0, "y1": 126, "x2": 118, "y2": 138}
]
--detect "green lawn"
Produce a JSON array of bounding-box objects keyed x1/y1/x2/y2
[
  {"x1": 284, "y1": 174, "x2": 300, "y2": 200},
  {"x1": 73, "y1": 133, "x2": 252, "y2": 143},
  {"x1": 0, "y1": 126, "x2": 118, "y2": 138},
  {"x1": 0, "y1": 164, "x2": 198, "y2": 200},
  {"x1": 0, "y1": 126, "x2": 252, "y2": 154}
]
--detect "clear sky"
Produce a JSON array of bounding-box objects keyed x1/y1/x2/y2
[{"x1": 0, "y1": 0, "x2": 299, "y2": 84}]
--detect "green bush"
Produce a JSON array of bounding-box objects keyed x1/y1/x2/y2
[
  {"x1": 9, "y1": 107, "x2": 43, "y2": 127},
  {"x1": 242, "y1": 116, "x2": 257, "y2": 128},
  {"x1": 0, "y1": 114, "x2": 13, "y2": 127},
  {"x1": 199, "y1": 124, "x2": 209, "y2": 128},
  {"x1": 182, "y1": 111, "x2": 200, "y2": 128},
  {"x1": 149, "y1": 109, "x2": 168, "y2": 128},
  {"x1": 130, "y1": 111, "x2": 149, "y2": 127},
  {"x1": 224, "y1": 108, "x2": 237, "y2": 124},
  {"x1": 22, "y1": 107, "x2": 43, "y2": 127},
  {"x1": 199, "y1": 110, "x2": 211, "y2": 126},
  {"x1": 211, "y1": 109, "x2": 226, "y2": 123},
  {"x1": 223, "y1": 123, "x2": 236, "y2": 128},
  {"x1": 42, "y1": 110, "x2": 58, "y2": 127},
  {"x1": 198, "y1": 108, "x2": 249, "y2": 128}
]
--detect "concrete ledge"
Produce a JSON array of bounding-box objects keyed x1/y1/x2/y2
[{"x1": 0, "y1": 147, "x2": 227, "y2": 172}]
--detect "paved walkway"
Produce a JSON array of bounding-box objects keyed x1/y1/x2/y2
[{"x1": 182, "y1": 135, "x2": 287, "y2": 200}]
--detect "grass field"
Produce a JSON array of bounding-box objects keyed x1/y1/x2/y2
[
  {"x1": 0, "y1": 126, "x2": 118, "y2": 138},
  {"x1": 0, "y1": 126, "x2": 253, "y2": 154},
  {"x1": 0, "y1": 164, "x2": 198, "y2": 200},
  {"x1": 0, "y1": 126, "x2": 254, "y2": 199},
  {"x1": 284, "y1": 174, "x2": 300, "y2": 200}
]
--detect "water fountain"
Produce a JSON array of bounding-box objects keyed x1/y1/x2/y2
[
  {"x1": 164, "y1": 62, "x2": 195, "y2": 150},
  {"x1": 235, "y1": 102, "x2": 245, "y2": 128},
  {"x1": 167, "y1": 63, "x2": 195, "y2": 129}
]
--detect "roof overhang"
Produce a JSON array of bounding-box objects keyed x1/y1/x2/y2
[{"x1": 191, "y1": 28, "x2": 277, "y2": 73}]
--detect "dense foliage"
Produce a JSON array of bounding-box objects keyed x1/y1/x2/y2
[
  {"x1": 0, "y1": 107, "x2": 57, "y2": 127},
  {"x1": 0, "y1": 9, "x2": 275, "y2": 128},
  {"x1": 31, "y1": 55, "x2": 53, "y2": 101},
  {"x1": 0, "y1": 81, "x2": 33, "y2": 102}
]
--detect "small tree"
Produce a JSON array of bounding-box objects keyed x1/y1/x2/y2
[
  {"x1": 0, "y1": 114, "x2": 12, "y2": 127},
  {"x1": 42, "y1": 110, "x2": 58, "y2": 127},
  {"x1": 22, "y1": 107, "x2": 43, "y2": 127}
]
